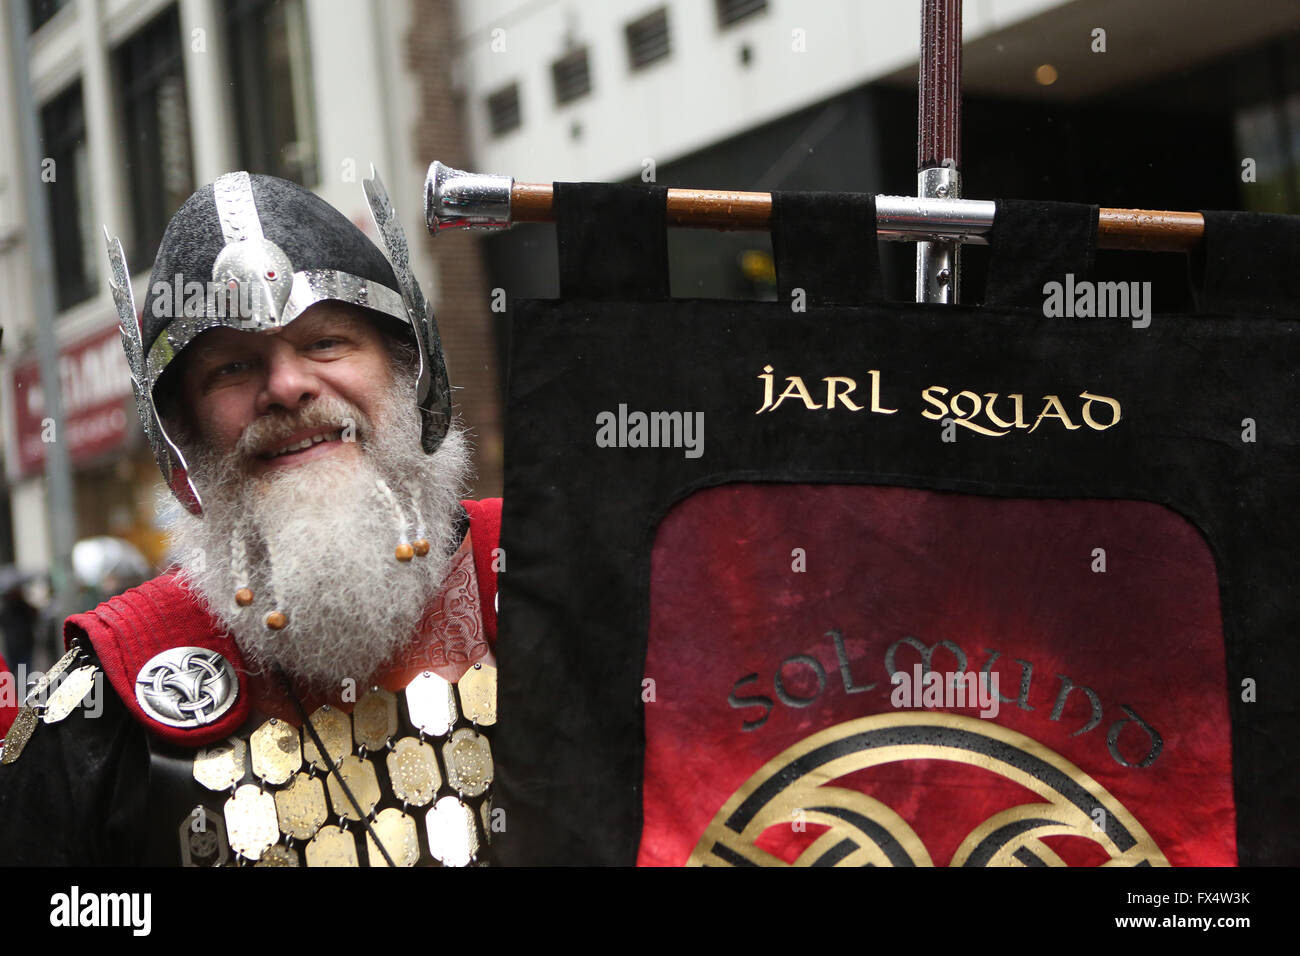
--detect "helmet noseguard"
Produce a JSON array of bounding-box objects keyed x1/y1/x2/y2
[{"x1": 105, "y1": 169, "x2": 451, "y2": 516}]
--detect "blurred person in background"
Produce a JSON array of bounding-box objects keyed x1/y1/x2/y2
[
  {"x1": 0, "y1": 569, "x2": 37, "y2": 674},
  {"x1": 24, "y1": 538, "x2": 155, "y2": 673},
  {"x1": 70, "y1": 536, "x2": 153, "y2": 608}
]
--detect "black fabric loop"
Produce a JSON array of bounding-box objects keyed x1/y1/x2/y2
[
  {"x1": 554, "y1": 182, "x2": 669, "y2": 300},
  {"x1": 771, "y1": 191, "x2": 882, "y2": 306},
  {"x1": 1191, "y1": 210, "x2": 1300, "y2": 317},
  {"x1": 985, "y1": 200, "x2": 1099, "y2": 309}
]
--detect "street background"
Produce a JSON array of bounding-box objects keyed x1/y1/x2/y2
[{"x1": 2, "y1": 0, "x2": 1298, "y2": 666}]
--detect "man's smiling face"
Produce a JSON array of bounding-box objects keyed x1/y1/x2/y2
[
  {"x1": 176, "y1": 301, "x2": 396, "y2": 479},
  {"x1": 162, "y1": 296, "x2": 472, "y2": 691}
]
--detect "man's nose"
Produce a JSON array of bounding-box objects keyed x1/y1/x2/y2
[{"x1": 255, "y1": 344, "x2": 321, "y2": 414}]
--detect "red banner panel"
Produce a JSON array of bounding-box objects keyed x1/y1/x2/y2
[{"x1": 640, "y1": 484, "x2": 1234, "y2": 867}]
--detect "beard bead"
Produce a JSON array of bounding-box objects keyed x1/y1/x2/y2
[
  {"x1": 253, "y1": 526, "x2": 286, "y2": 632},
  {"x1": 375, "y1": 478, "x2": 414, "y2": 563},
  {"x1": 402, "y1": 482, "x2": 430, "y2": 558},
  {"x1": 231, "y1": 529, "x2": 253, "y2": 610}
]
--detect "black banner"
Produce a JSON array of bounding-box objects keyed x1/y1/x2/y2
[{"x1": 493, "y1": 185, "x2": 1300, "y2": 868}]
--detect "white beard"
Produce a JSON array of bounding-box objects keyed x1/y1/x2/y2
[{"x1": 164, "y1": 375, "x2": 471, "y2": 692}]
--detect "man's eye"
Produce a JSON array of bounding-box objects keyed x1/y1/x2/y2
[
  {"x1": 308, "y1": 337, "x2": 342, "y2": 351},
  {"x1": 213, "y1": 360, "x2": 248, "y2": 377}
]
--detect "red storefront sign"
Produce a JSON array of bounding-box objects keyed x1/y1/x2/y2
[{"x1": 7, "y1": 323, "x2": 135, "y2": 479}]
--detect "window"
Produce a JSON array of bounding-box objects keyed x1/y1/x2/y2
[
  {"x1": 716, "y1": 0, "x2": 767, "y2": 28},
  {"x1": 487, "y1": 83, "x2": 522, "y2": 136},
  {"x1": 626, "y1": 8, "x2": 670, "y2": 71},
  {"x1": 226, "y1": 0, "x2": 319, "y2": 185},
  {"x1": 28, "y1": 0, "x2": 70, "y2": 33},
  {"x1": 116, "y1": 5, "x2": 195, "y2": 266},
  {"x1": 552, "y1": 48, "x2": 591, "y2": 106},
  {"x1": 1235, "y1": 94, "x2": 1300, "y2": 213},
  {"x1": 39, "y1": 82, "x2": 96, "y2": 311}
]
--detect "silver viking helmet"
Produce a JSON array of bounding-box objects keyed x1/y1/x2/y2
[{"x1": 105, "y1": 169, "x2": 451, "y2": 516}]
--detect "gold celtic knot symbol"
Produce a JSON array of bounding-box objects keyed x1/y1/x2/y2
[{"x1": 689, "y1": 713, "x2": 1167, "y2": 867}]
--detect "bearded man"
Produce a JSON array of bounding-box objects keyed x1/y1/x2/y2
[{"x1": 0, "y1": 171, "x2": 501, "y2": 867}]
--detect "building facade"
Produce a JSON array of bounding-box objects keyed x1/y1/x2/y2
[
  {"x1": 452, "y1": 0, "x2": 1300, "y2": 304},
  {"x1": 7, "y1": 0, "x2": 1300, "y2": 598},
  {"x1": 0, "y1": 0, "x2": 501, "y2": 588}
]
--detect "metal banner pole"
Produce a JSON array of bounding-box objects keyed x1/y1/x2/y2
[
  {"x1": 916, "y1": 0, "x2": 963, "y2": 304},
  {"x1": 426, "y1": 162, "x2": 1208, "y2": 253}
]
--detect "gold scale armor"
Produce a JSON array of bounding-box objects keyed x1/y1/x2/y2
[{"x1": 178, "y1": 661, "x2": 496, "y2": 867}]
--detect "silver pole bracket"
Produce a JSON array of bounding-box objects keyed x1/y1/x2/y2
[
  {"x1": 915, "y1": 165, "x2": 961, "y2": 304},
  {"x1": 424, "y1": 161, "x2": 513, "y2": 234},
  {"x1": 876, "y1": 194, "x2": 992, "y2": 244}
]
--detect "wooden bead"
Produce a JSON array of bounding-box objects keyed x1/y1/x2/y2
[
  {"x1": 412, "y1": 538, "x2": 430, "y2": 556},
  {"x1": 395, "y1": 543, "x2": 415, "y2": 562},
  {"x1": 235, "y1": 587, "x2": 254, "y2": 607},
  {"x1": 266, "y1": 611, "x2": 288, "y2": 630}
]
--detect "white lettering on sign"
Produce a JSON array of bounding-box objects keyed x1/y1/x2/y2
[
  {"x1": 9, "y1": 325, "x2": 137, "y2": 476},
  {"x1": 24, "y1": 335, "x2": 133, "y2": 418}
]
